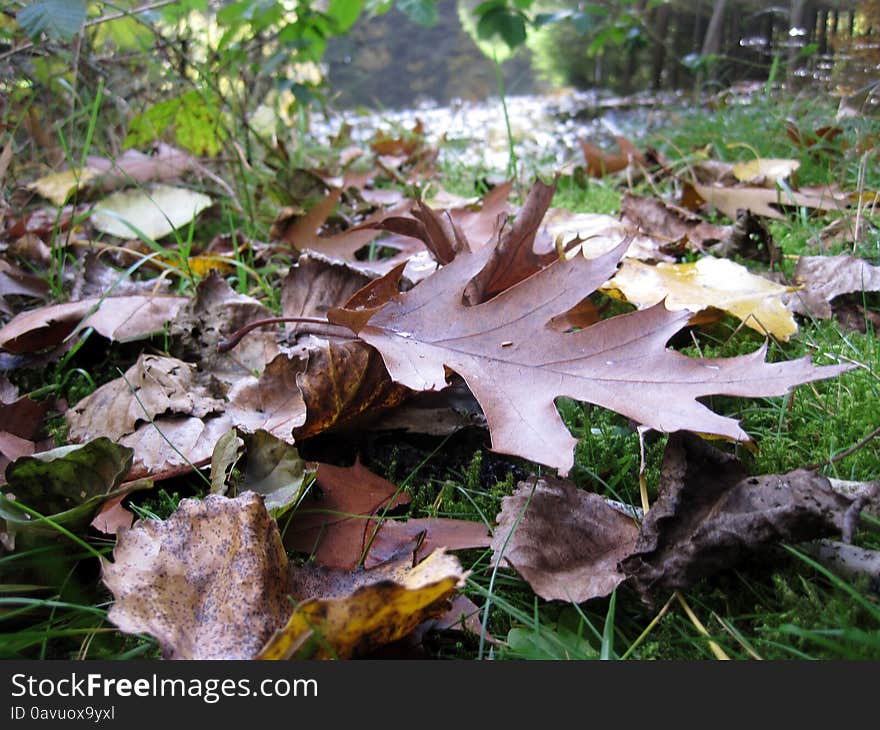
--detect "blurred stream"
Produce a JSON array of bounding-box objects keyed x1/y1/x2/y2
[{"x1": 309, "y1": 88, "x2": 687, "y2": 175}]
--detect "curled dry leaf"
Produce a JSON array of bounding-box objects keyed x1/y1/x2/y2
[
  {"x1": 0, "y1": 259, "x2": 50, "y2": 303},
  {"x1": 84, "y1": 143, "x2": 195, "y2": 191},
  {"x1": 66, "y1": 354, "x2": 231, "y2": 478},
  {"x1": 491, "y1": 477, "x2": 639, "y2": 602},
  {"x1": 103, "y1": 492, "x2": 291, "y2": 660},
  {"x1": 339, "y1": 231, "x2": 847, "y2": 475},
  {"x1": 3, "y1": 206, "x2": 73, "y2": 241},
  {"x1": 801, "y1": 540, "x2": 880, "y2": 584},
  {"x1": 543, "y1": 209, "x2": 675, "y2": 264},
  {"x1": 620, "y1": 433, "x2": 859, "y2": 602},
  {"x1": 257, "y1": 548, "x2": 465, "y2": 660},
  {"x1": 225, "y1": 354, "x2": 308, "y2": 441},
  {"x1": 689, "y1": 182, "x2": 846, "y2": 221},
  {"x1": 293, "y1": 340, "x2": 411, "y2": 439},
  {"x1": 463, "y1": 179, "x2": 557, "y2": 305},
  {"x1": 280, "y1": 253, "x2": 372, "y2": 335},
  {"x1": 211, "y1": 429, "x2": 310, "y2": 518},
  {"x1": 604, "y1": 256, "x2": 798, "y2": 340},
  {"x1": 366, "y1": 377, "x2": 485, "y2": 436},
  {"x1": 579, "y1": 136, "x2": 645, "y2": 177},
  {"x1": 709, "y1": 210, "x2": 778, "y2": 265},
  {"x1": 70, "y1": 253, "x2": 173, "y2": 301},
  {"x1": 363, "y1": 517, "x2": 492, "y2": 568},
  {"x1": 620, "y1": 193, "x2": 731, "y2": 250},
  {"x1": 67, "y1": 354, "x2": 224, "y2": 443},
  {"x1": 90, "y1": 494, "x2": 135, "y2": 536},
  {"x1": 784, "y1": 254, "x2": 880, "y2": 319},
  {"x1": 0, "y1": 378, "x2": 49, "y2": 441},
  {"x1": 284, "y1": 459, "x2": 489, "y2": 570},
  {"x1": 170, "y1": 274, "x2": 278, "y2": 383}
]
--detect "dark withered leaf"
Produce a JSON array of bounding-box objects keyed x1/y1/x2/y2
[{"x1": 621, "y1": 433, "x2": 857, "y2": 601}]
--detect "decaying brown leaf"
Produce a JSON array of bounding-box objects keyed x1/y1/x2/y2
[
  {"x1": 102, "y1": 492, "x2": 292, "y2": 660},
  {"x1": 620, "y1": 193, "x2": 731, "y2": 250},
  {"x1": 579, "y1": 136, "x2": 645, "y2": 177},
  {"x1": 90, "y1": 494, "x2": 135, "y2": 536},
  {"x1": 224, "y1": 354, "x2": 308, "y2": 441},
  {"x1": 620, "y1": 433, "x2": 860, "y2": 601},
  {"x1": 67, "y1": 354, "x2": 225, "y2": 443},
  {"x1": 293, "y1": 340, "x2": 411, "y2": 439},
  {"x1": 801, "y1": 540, "x2": 880, "y2": 584},
  {"x1": 0, "y1": 294, "x2": 186, "y2": 354},
  {"x1": 280, "y1": 253, "x2": 372, "y2": 335},
  {"x1": 784, "y1": 254, "x2": 880, "y2": 319},
  {"x1": 70, "y1": 253, "x2": 173, "y2": 301},
  {"x1": 363, "y1": 517, "x2": 492, "y2": 568},
  {"x1": 170, "y1": 274, "x2": 278, "y2": 383},
  {"x1": 0, "y1": 259, "x2": 50, "y2": 306},
  {"x1": 103, "y1": 491, "x2": 466, "y2": 660},
  {"x1": 258, "y1": 548, "x2": 465, "y2": 660},
  {"x1": 283, "y1": 459, "x2": 409, "y2": 568},
  {"x1": 491, "y1": 477, "x2": 639, "y2": 602},
  {"x1": 336, "y1": 228, "x2": 848, "y2": 475},
  {"x1": 66, "y1": 354, "x2": 232, "y2": 478},
  {"x1": 84, "y1": 143, "x2": 195, "y2": 192},
  {"x1": 283, "y1": 457, "x2": 490, "y2": 570}
]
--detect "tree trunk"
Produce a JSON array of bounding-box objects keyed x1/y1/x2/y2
[
  {"x1": 701, "y1": 0, "x2": 728, "y2": 57},
  {"x1": 697, "y1": 0, "x2": 728, "y2": 87},
  {"x1": 787, "y1": 0, "x2": 808, "y2": 83},
  {"x1": 651, "y1": 2, "x2": 671, "y2": 90}
]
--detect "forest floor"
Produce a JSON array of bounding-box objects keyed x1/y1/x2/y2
[{"x1": 2, "y1": 83, "x2": 879, "y2": 660}]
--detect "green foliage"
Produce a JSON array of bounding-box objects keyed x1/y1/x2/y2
[
  {"x1": 125, "y1": 89, "x2": 227, "y2": 156},
  {"x1": 396, "y1": 0, "x2": 438, "y2": 26},
  {"x1": 505, "y1": 607, "x2": 600, "y2": 659},
  {"x1": 17, "y1": 0, "x2": 86, "y2": 41},
  {"x1": 476, "y1": 0, "x2": 528, "y2": 48}
]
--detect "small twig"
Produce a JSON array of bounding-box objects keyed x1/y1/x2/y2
[
  {"x1": 675, "y1": 591, "x2": 730, "y2": 660},
  {"x1": 712, "y1": 612, "x2": 763, "y2": 660},
  {"x1": 619, "y1": 592, "x2": 675, "y2": 660},
  {"x1": 842, "y1": 482, "x2": 879, "y2": 544},
  {"x1": 218, "y1": 316, "x2": 355, "y2": 353},
  {"x1": 637, "y1": 426, "x2": 650, "y2": 515},
  {"x1": 806, "y1": 423, "x2": 880, "y2": 471}
]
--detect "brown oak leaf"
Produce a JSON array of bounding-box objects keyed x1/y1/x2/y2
[{"x1": 335, "y1": 232, "x2": 850, "y2": 475}]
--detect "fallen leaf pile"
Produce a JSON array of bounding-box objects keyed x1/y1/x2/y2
[
  {"x1": 493, "y1": 433, "x2": 876, "y2": 607},
  {"x1": 2, "y1": 109, "x2": 879, "y2": 660}
]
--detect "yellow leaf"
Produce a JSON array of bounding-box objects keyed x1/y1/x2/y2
[
  {"x1": 28, "y1": 167, "x2": 102, "y2": 206},
  {"x1": 154, "y1": 254, "x2": 236, "y2": 277},
  {"x1": 604, "y1": 257, "x2": 798, "y2": 340},
  {"x1": 732, "y1": 158, "x2": 800, "y2": 185},
  {"x1": 257, "y1": 549, "x2": 466, "y2": 660},
  {"x1": 91, "y1": 184, "x2": 212, "y2": 240}
]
